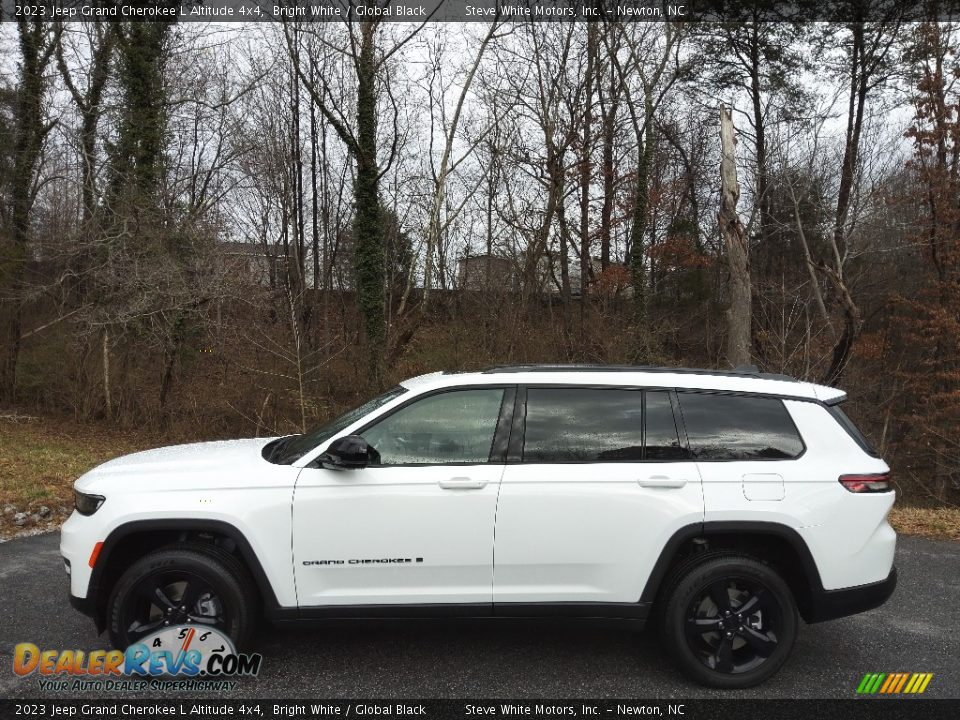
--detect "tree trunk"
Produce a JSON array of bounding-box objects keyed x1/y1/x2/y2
[
  {"x1": 0, "y1": 21, "x2": 58, "y2": 403},
  {"x1": 628, "y1": 84, "x2": 654, "y2": 328},
  {"x1": 354, "y1": 20, "x2": 386, "y2": 379},
  {"x1": 821, "y1": 21, "x2": 876, "y2": 385},
  {"x1": 579, "y1": 23, "x2": 597, "y2": 318},
  {"x1": 719, "y1": 104, "x2": 751, "y2": 368},
  {"x1": 102, "y1": 329, "x2": 112, "y2": 419},
  {"x1": 599, "y1": 63, "x2": 617, "y2": 272},
  {"x1": 748, "y1": 26, "x2": 771, "y2": 255}
]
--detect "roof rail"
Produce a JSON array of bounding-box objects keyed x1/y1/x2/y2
[{"x1": 478, "y1": 363, "x2": 799, "y2": 381}]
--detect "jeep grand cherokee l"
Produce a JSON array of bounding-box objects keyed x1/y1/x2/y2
[{"x1": 61, "y1": 365, "x2": 897, "y2": 688}]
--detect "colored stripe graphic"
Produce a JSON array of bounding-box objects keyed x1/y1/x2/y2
[
  {"x1": 893, "y1": 673, "x2": 909, "y2": 693},
  {"x1": 857, "y1": 672, "x2": 933, "y2": 694}
]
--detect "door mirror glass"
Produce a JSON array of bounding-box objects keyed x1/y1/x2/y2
[{"x1": 319, "y1": 435, "x2": 375, "y2": 470}]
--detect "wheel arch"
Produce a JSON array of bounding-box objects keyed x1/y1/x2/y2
[
  {"x1": 641, "y1": 521, "x2": 825, "y2": 623},
  {"x1": 88, "y1": 518, "x2": 281, "y2": 632}
]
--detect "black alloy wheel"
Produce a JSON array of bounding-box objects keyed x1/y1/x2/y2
[
  {"x1": 661, "y1": 553, "x2": 798, "y2": 688},
  {"x1": 119, "y1": 570, "x2": 228, "y2": 644},
  {"x1": 106, "y1": 545, "x2": 254, "y2": 649},
  {"x1": 684, "y1": 576, "x2": 780, "y2": 674}
]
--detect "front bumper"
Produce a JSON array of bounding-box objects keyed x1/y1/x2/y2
[
  {"x1": 69, "y1": 593, "x2": 96, "y2": 618},
  {"x1": 806, "y1": 566, "x2": 897, "y2": 623}
]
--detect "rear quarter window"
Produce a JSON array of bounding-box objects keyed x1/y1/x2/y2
[
  {"x1": 826, "y1": 404, "x2": 880, "y2": 457},
  {"x1": 677, "y1": 392, "x2": 805, "y2": 461}
]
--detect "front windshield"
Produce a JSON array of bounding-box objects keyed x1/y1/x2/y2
[{"x1": 269, "y1": 386, "x2": 408, "y2": 464}]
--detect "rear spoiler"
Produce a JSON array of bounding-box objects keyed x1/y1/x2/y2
[{"x1": 810, "y1": 384, "x2": 847, "y2": 406}]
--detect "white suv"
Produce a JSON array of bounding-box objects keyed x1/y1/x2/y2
[{"x1": 61, "y1": 365, "x2": 897, "y2": 688}]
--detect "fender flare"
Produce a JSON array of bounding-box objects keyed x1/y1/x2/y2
[
  {"x1": 639, "y1": 520, "x2": 825, "y2": 604},
  {"x1": 88, "y1": 518, "x2": 281, "y2": 617}
]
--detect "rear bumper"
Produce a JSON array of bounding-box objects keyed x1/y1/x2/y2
[{"x1": 806, "y1": 566, "x2": 897, "y2": 623}]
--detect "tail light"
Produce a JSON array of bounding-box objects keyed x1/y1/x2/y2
[{"x1": 839, "y1": 473, "x2": 892, "y2": 493}]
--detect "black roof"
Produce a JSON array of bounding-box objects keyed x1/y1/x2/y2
[{"x1": 474, "y1": 364, "x2": 798, "y2": 382}]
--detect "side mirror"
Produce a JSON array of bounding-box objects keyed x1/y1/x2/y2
[{"x1": 318, "y1": 435, "x2": 372, "y2": 470}]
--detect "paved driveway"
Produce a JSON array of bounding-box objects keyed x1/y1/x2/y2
[{"x1": 1, "y1": 533, "x2": 957, "y2": 699}]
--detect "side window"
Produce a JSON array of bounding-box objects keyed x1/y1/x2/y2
[
  {"x1": 645, "y1": 391, "x2": 687, "y2": 460},
  {"x1": 523, "y1": 388, "x2": 644, "y2": 462},
  {"x1": 360, "y1": 388, "x2": 504, "y2": 465},
  {"x1": 827, "y1": 404, "x2": 879, "y2": 457},
  {"x1": 677, "y1": 393, "x2": 804, "y2": 460}
]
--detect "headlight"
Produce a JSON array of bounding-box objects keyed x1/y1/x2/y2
[{"x1": 74, "y1": 490, "x2": 105, "y2": 516}]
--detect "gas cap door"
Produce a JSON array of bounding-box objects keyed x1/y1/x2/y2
[{"x1": 742, "y1": 473, "x2": 785, "y2": 501}]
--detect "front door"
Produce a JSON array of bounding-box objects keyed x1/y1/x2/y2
[
  {"x1": 493, "y1": 387, "x2": 704, "y2": 606},
  {"x1": 293, "y1": 386, "x2": 510, "y2": 607}
]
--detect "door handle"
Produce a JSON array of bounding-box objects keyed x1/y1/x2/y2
[
  {"x1": 438, "y1": 477, "x2": 487, "y2": 490},
  {"x1": 638, "y1": 476, "x2": 687, "y2": 489}
]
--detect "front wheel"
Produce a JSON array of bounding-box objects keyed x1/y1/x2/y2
[
  {"x1": 106, "y1": 545, "x2": 255, "y2": 650},
  {"x1": 661, "y1": 554, "x2": 798, "y2": 688}
]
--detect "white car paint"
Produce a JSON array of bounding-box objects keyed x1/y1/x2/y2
[
  {"x1": 491, "y1": 459, "x2": 704, "y2": 603},
  {"x1": 61, "y1": 367, "x2": 895, "y2": 614}
]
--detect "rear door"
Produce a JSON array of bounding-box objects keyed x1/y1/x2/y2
[{"x1": 492, "y1": 386, "x2": 704, "y2": 606}]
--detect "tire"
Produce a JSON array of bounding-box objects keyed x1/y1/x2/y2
[
  {"x1": 660, "y1": 553, "x2": 798, "y2": 689},
  {"x1": 107, "y1": 543, "x2": 255, "y2": 650}
]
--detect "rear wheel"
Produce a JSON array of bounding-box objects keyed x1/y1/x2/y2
[
  {"x1": 107, "y1": 545, "x2": 254, "y2": 650},
  {"x1": 660, "y1": 554, "x2": 798, "y2": 688}
]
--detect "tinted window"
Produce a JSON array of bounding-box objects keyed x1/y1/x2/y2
[
  {"x1": 827, "y1": 404, "x2": 879, "y2": 457},
  {"x1": 523, "y1": 388, "x2": 645, "y2": 462},
  {"x1": 361, "y1": 388, "x2": 504, "y2": 465},
  {"x1": 645, "y1": 391, "x2": 688, "y2": 460},
  {"x1": 267, "y1": 386, "x2": 407, "y2": 464},
  {"x1": 677, "y1": 393, "x2": 804, "y2": 460}
]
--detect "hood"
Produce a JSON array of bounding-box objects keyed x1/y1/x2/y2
[{"x1": 74, "y1": 438, "x2": 279, "y2": 494}]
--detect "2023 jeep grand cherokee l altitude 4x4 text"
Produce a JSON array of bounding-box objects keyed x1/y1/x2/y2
[{"x1": 62, "y1": 365, "x2": 897, "y2": 688}]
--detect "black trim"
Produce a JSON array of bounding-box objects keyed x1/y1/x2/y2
[
  {"x1": 643, "y1": 389, "x2": 688, "y2": 461},
  {"x1": 490, "y1": 387, "x2": 517, "y2": 463},
  {"x1": 506, "y1": 386, "x2": 526, "y2": 463},
  {"x1": 826, "y1": 403, "x2": 880, "y2": 458},
  {"x1": 480, "y1": 364, "x2": 799, "y2": 382},
  {"x1": 807, "y1": 567, "x2": 897, "y2": 623},
  {"x1": 640, "y1": 521, "x2": 896, "y2": 623},
  {"x1": 669, "y1": 389, "x2": 691, "y2": 455},
  {"x1": 493, "y1": 601, "x2": 650, "y2": 620},
  {"x1": 85, "y1": 519, "x2": 282, "y2": 628},
  {"x1": 281, "y1": 603, "x2": 492, "y2": 621},
  {"x1": 639, "y1": 521, "x2": 825, "y2": 604},
  {"x1": 273, "y1": 601, "x2": 651, "y2": 623},
  {"x1": 69, "y1": 593, "x2": 96, "y2": 619}
]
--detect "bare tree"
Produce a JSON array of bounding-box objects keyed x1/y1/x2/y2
[
  {"x1": 0, "y1": 19, "x2": 61, "y2": 403},
  {"x1": 719, "y1": 104, "x2": 751, "y2": 367}
]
